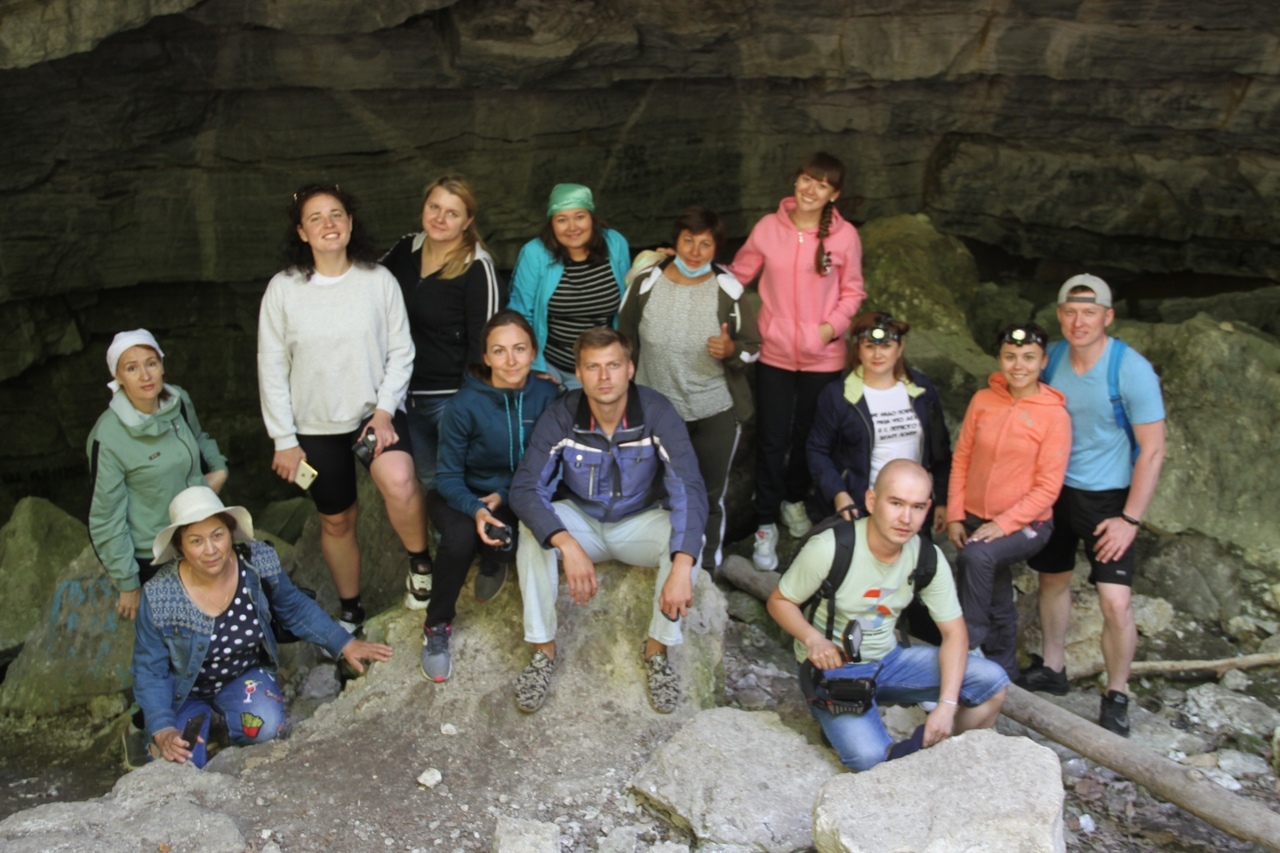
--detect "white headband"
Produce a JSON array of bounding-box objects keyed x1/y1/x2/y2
[{"x1": 106, "y1": 329, "x2": 165, "y2": 392}]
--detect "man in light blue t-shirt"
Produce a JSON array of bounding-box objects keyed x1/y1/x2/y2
[{"x1": 1020, "y1": 274, "x2": 1166, "y2": 738}]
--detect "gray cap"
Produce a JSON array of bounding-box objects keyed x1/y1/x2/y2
[{"x1": 1057, "y1": 274, "x2": 1113, "y2": 308}]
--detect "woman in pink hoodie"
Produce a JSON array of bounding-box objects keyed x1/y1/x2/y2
[
  {"x1": 946, "y1": 322, "x2": 1071, "y2": 680},
  {"x1": 730, "y1": 152, "x2": 866, "y2": 572}
]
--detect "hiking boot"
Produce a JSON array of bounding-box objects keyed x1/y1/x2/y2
[
  {"x1": 1015, "y1": 654, "x2": 1069, "y2": 695},
  {"x1": 121, "y1": 722, "x2": 151, "y2": 770},
  {"x1": 420, "y1": 623, "x2": 452, "y2": 683},
  {"x1": 404, "y1": 555, "x2": 433, "y2": 610},
  {"x1": 474, "y1": 562, "x2": 509, "y2": 604},
  {"x1": 1099, "y1": 690, "x2": 1131, "y2": 738},
  {"x1": 752, "y1": 524, "x2": 779, "y2": 572},
  {"x1": 515, "y1": 651, "x2": 558, "y2": 713},
  {"x1": 643, "y1": 647, "x2": 681, "y2": 714},
  {"x1": 780, "y1": 500, "x2": 813, "y2": 539}
]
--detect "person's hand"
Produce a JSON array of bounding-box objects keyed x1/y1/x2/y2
[
  {"x1": 805, "y1": 636, "x2": 845, "y2": 671},
  {"x1": 340, "y1": 639, "x2": 394, "y2": 674},
  {"x1": 475, "y1": 506, "x2": 506, "y2": 546},
  {"x1": 707, "y1": 323, "x2": 736, "y2": 360},
  {"x1": 922, "y1": 701, "x2": 958, "y2": 748},
  {"x1": 153, "y1": 727, "x2": 201, "y2": 763},
  {"x1": 1093, "y1": 516, "x2": 1139, "y2": 563},
  {"x1": 833, "y1": 492, "x2": 858, "y2": 521},
  {"x1": 659, "y1": 567, "x2": 694, "y2": 621},
  {"x1": 819, "y1": 322, "x2": 836, "y2": 344},
  {"x1": 946, "y1": 522, "x2": 968, "y2": 551},
  {"x1": 933, "y1": 505, "x2": 947, "y2": 536},
  {"x1": 363, "y1": 409, "x2": 397, "y2": 458},
  {"x1": 967, "y1": 521, "x2": 1007, "y2": 544},
  {"x1": 204, "y1": 468, "x2": 229, "y2": 494},
  {"x1": 272, "y1": 446, "x2": 306, "y2": 483},
  {"x1": 559, "y1": 538, "x2": 598, "y2": 604},
  {"x1": 116, "y1": 588, "x2": 141, "y2": 620}
]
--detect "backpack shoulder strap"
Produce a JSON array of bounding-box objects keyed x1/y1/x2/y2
[
  {"x1": 896, "y1": 535, "x2": 940, "y2": 648},
  {"x1": 1043, "y1": 339, "x2": 1068, "y2": 383},
  {"x1": 801, "y1": 518, "x2": 857, "y2": 642},
  {"x1": 1107, "y1": 339, "x2": 1138, "y2": 461}
]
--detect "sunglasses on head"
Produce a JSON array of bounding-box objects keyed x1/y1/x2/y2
[{"x1": 997, "y1": 325, "x2": 1047, "y2": 349}]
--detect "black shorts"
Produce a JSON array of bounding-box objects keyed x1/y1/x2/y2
[
  {"x1": 296, "y1": 409, "x2": 413, "y2": 516},
  {"x1": 1027, "y1": 485, "x2": 1136, "y2": 586}
]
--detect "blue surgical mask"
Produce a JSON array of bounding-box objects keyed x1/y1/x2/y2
[{"x1": 674, "y1": 256, "x2": 713, "y2": 278}]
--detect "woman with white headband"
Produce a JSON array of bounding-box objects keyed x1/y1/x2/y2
[{"x1": 86, "y1": 329, "x2": 229, "y2": 622}]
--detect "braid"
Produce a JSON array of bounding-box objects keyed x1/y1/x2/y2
[{"x1": 814, "y1": 201, "x2": 834, "y2": 276}]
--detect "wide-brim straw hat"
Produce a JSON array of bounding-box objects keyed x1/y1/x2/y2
[{"x1": 152, "y1": 486, "x2": 254, "y2": 564}]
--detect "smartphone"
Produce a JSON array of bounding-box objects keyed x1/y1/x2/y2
[
  {"x1": 295, "y1": 460, "x2": 319, "y2": 490},
  {"x1": 181, "y1": 712, "x2": 206, "y2": 747}
]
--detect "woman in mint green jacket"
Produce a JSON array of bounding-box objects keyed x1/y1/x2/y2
[{"x1": 86, "y1": 330, "x2": 228, "y2": 621}]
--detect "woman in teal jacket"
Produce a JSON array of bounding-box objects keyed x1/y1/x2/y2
[
  {"x1": 508, "y1": 183, "x2": 630, "y2": 387},
  {"x1": 86, "y1": 329, "x2": 228, "y2": 621}
]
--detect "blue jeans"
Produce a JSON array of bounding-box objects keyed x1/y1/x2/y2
[
  {"x1": 175, "y1": 667, "x2": 286, "y2": 768},
  {"x1": 407, "y1": 395, "x2": 450, "y2": 489},
  {"x1": 805, "y1": 645, "x2": 1009, "y2": 772}
]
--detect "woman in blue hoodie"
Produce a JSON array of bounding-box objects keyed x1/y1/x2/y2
[{"x1": 420, "y1": 310, "x2": 559, "y2": 682}]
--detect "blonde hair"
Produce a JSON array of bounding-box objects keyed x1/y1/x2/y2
[{"x1": 422, "y1": 175, "x2": 488, "y2": 280}]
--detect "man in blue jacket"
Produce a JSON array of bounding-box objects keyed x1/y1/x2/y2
[{"x1": 509, "y1": 327, "x2": 709, "y2": 715}]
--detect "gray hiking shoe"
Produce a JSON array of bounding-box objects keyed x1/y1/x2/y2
[
  {"x1": 474, "y1": 562, "x2": 509, "y2": 603},
  {"x1": 420, "y1": 623, "x2": 452, "y2": 683},
  {"x1": 515, "y1": 651, "x2": 558, "y2": 713},
  {"x1": 643, "y1": 647, "x2": 681, "y2": 714}
]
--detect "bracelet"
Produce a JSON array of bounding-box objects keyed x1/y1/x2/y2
[
  {"x1": 939, "y1": 699, "x2": 959, "y2": 707},
  {"x1": 1121, "y1": 513, "x2": 1141, "y2": 526}
]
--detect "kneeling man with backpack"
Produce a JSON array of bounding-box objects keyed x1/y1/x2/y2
[{"x1": 767, "y1": 459, "x2": 1008, "y2": 771}]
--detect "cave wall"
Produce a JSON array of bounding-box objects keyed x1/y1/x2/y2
[{"x1": 0, "y1": 0, "x2": 1277, "y2": 512}]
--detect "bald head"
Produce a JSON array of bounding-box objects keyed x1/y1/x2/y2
[
  {"x1": 874, "y1": 458, "x2": 933, "y2": 495},
  {"x1": 865, "y1": 459, "x2": 934, "y2": 558}
]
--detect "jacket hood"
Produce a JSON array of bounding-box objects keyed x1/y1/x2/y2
[
  {"x1": 107, "y1": 385, "x2": 184, "y2": 437},
  {"x1": 773, "y1": 196, "x2": 850, "y2": 233},
  {"x1": 985, "y1": 372, "x2": 1068, "y2": 406},
  {"x1": 843, "y1": 366, "x2": 926, "y2": 406}
]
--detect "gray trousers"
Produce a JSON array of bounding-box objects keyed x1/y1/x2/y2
[{"x1": 955, "y1": 514, "x2": 1053, "y2": 680}]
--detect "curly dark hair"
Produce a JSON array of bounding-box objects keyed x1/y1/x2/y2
[
  {"x1": 670, "y1": 206, "x2": 727, "y2": 261},
  {"x1": 539, "y1": 211, "x2": 612, "y2": 266},
  {"x1": 282, "y1": 183, "x2": 381, "y2": 275}
]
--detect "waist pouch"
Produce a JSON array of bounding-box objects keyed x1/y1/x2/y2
[{"x1": 800, "y1": 662, "x2": 876, "y2": 716}]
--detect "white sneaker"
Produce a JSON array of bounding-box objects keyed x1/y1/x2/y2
[
  {"x1": 780, "y1": 500, "x2": 813, "y2": 539},
  {"x1": 752, "y1": 524, "x2": 779, "y2": 572}
]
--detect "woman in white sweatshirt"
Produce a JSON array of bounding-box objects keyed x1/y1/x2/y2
[{"x1": 257, "y1": 183, "x2": 430, "y2": 635}]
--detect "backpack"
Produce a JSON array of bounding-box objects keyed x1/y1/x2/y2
[
  {"x1": 1044, "y1": 338, "x2": 1138, "y2": 463},
  {"x1": 787, "y1": 515, "x2": 938, "y2": 647}
]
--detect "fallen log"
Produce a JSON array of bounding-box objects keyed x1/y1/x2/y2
[
  {"x1": 1075, "y1": 652, "x2": 1280, "y2": 680},
  {"x1": 718, "y1": 554, "x2": 779, "y2": 602},
  {"x1": 1002, "y1": 685, "x2": 1280, "y2": 851}
]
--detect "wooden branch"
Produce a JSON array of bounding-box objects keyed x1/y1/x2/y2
[
  {"x1": 1074, "y1": 652, "x2": 1280, "y2": 680},
  {"x1": 718, "y1": 554, "x2": 779, "y2": 602},
  {"x1": 1002, "y1": 685, "x2": 1280, "y2": 851}
]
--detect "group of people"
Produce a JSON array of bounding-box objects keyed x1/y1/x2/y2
[{"x1": 85, "y1": 150, "x2": 1165, "y2": 774}]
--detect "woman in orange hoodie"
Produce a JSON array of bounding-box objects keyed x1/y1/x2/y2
[{"x1": 946, "y1": 322, "x2": 1071, "y2": 680}]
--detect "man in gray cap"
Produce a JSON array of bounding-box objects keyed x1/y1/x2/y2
[{"x1": 1019, "y1": 274, "x2": 1166, "y2": 737}]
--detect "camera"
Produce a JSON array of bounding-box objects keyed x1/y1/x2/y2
[
  {"x1": 484, "y1": 522, "x2": 514, "y2": 552},
  {"x1": 352, "y1": 430, "x2": 377, "y2": 465}
]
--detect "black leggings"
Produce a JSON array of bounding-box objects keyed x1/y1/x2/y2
[
  {"x1": 424, "y1": 491, "x2": 518, "y2": 626},
  {"x1": 753, "y1": 363, "x2": 841, "y2": 524}
]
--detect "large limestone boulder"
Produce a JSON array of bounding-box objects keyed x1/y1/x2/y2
[
  {"x1": 812, "y1": 729, "x2": 1064, "y2": 853},
  {"x1": 1134, "y1": 532, "x2": 1248, "y2": 626},
  {"x1": 0, "y1": 497, "x2": 92, "y2": 659},
  {"x1": 0, "y1": 546, "x2": 134, "y2": 715},
  {"x1": 631, "y1": 707, "x2": 841, "y2": 852},
  {"x1": 0, "y1": 759, "x2": 245, "y2": 852},
  {"x1": 1159, "y1": 285, "x2": 1280, "y2": 338},
  {"x1": 859, "y1": 214, "x2": 982, "y2": 338}
]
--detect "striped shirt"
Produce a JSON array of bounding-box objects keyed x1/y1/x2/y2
[{"x1": 545, "y1": 260, "x2": 621, "y2": 372}]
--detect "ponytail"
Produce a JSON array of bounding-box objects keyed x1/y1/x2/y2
[{"x1": 815, "y1": 201, "x2": 834, "y2": 276}]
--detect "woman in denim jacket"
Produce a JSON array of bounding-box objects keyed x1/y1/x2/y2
[{"x1": 132, "y1": 487, "x2": 392, "y2": 767}]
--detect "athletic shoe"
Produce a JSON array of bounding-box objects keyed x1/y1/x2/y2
[
  {"x1": 121, "y1": 722, "x2": 151, "y2": 770},
  {"x1": 643, "y1": 647, "x2": 681, "y2": 714},
  {"x1": 420, "y1": 623, "x2": 452, "y2": 683},
  {"x1": 337, "y1": 602, "x2": 366, "y2": 638},
  {"x1": 780, "y1": 500, "x2": 813, "y2": 539},
  {"x1": 474, "y1": 562, "x2": 509, "y2": 603},
  {"x1": 404, "y1": 555, "x2": 433, "y2": 611},
  {"x1": 1099, "y1": 690, "x2": 1131, "y2": 738},
  {"x1": 752, "y1": 524, "x2": 779, "y2": 572},
  {"x1": 1015, "y1": 654, "x2": 1069, "y2": 695},
  {"x1": 515, "y1": 651, "x2": 558, "y2": 713}
]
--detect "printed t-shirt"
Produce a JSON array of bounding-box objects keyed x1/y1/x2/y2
[{"x1": 862, "y1": 382, "x2": 923, "y2": 485}]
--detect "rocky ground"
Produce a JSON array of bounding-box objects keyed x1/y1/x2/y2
[{"x1": 3, "y1": 548, "x2": 1279, "y2": 851}]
